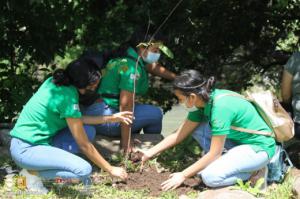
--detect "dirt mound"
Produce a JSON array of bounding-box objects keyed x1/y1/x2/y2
[{"x1": 114, "y1": 165, "x2": 201, "y2": 196}]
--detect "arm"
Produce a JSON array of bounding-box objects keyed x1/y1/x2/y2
[
  {"x1": 281, "y1": 70, "x2": 293, "y2": 103},
  {"x1": 161, "y1": 135, "x2": 226, "y2": 191},
  {"x1": 66, "y1": 118, "x2": 127, "y2": 179},
  {"x1": 81, "y1": 112, "x2": 133, "y2": 125},
  {"x1": 182, "y1": 135, "x2": 225, "y2": 177},
  {"x1": 119, "y1": 90, "x2": 134, "y2": 151},
  {"x1": 146, "y1": 62, "x2": 176, "y2": 81},
  {"x1": 144, "y1": 120, "x2": 200, "y2": 158}
]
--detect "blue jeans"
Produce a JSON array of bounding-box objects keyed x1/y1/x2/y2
[
  {"x1": 200, "y1": 145, "x2": 269, "y2": 187},
  {"x1": 81, "y1": 102, "x2": 163, "y2": 136},
  {"x1": 192, "y1": 123, "x2": 269, "y2": 187},
  {"x1": 10, "y1": 137, "x2": 92, "y2": 183},
  {"x1": 192, "y1": 123, "x2": 237, "y2": 153},
  {"x1": 51, "y1": 125, "x2": 96, "y2": 154}
]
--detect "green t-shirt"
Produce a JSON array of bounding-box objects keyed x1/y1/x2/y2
[
  {"x1": 187, "y1": 89, "x2": 276, "y2": 158},
  {"x1": 284, "y1": 52, "x2": 300, "y2": 123},
  {"x1": 10, "y1": 77, "x2": 81, "y2": 145},
  {"x1": 98, "y1": 47, "x2": 149, "y2": 109}
]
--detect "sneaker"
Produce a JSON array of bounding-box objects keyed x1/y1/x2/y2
[{"x1": 19, "y1": 169, "x2": 48, "y2": 194}]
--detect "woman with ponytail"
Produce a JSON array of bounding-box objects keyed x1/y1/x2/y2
[
  {"x1": 139, "y1": 69, "x2": 276, "y2": 190},
  {"x1": 9, "y1": 57, "x2": 132, "y2": 194}
]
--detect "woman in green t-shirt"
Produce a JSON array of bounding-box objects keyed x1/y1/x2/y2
[
  {"x1": 10, "y1": 57, "x2": 132, "y2": 194},
  {"x1": 82, "y1": 29, "x2": 176, "y2": 152},
  {"x1": 139, "y1": 70, "x2": 276, "y2": 190}
]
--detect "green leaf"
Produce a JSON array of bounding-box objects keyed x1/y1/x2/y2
[{"x1": 254, "y1": 177, "x2": 265, "y2": 190}]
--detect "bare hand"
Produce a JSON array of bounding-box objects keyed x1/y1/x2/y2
[
  {"x1": 161, "y1": 172, "x2": 186, "y2": 191},
  {"x1": 112, "y1": 111, "x2": 133, "y2": 125},
  {"x1": 109, "y1": 166, "x2": 128, "y2": 180},
  {"x1": 136, "y1": 149, "x2": 152, "y2": 172}
]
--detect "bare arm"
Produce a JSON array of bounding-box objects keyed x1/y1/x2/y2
[
  {"x1": 66, "y1": 118, "x2": 127, "y2": 179},
  {"x1": 66, "y1": 118, "x2": 112, "y2": 172},
  {"x1": 119, "y1": 90, "x2": 134, "y2": 151},
  {"x1": 281, "y1": 70, "x2": 293, "y2": 103},
  {"x1": 145, "y1": 120, "x2": 200, "y2": 158},
  {"x1": 182, "y1": 135, "x2": 226, "y2": 178},
  {"x1": 146, "y1": 62, "x2": 176, "y2": 81},
  {"x1": 81, "y1": 112, "x2": 133, "y2": 125}
]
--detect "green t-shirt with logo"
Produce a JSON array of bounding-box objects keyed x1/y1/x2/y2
[
  {"x1": 10, "y1": 77, "x2": 81, "y2": 145},
  {"x1": 187, "y1": 89, "x2": 276, "y2": 158},
  {"x1": 284, "y1": 52, "x2": 300, "y2": 123},
  {"x1": 98, "y1": 47, "x2": 149, "y2": 109}
]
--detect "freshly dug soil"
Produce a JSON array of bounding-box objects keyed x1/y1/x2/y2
[{"x1": 113, "y1": 165, "x2": 202, "y2": 197}]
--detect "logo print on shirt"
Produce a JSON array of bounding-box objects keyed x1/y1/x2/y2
[
  {"x1": 130, "y1": 73, "x2": 140, "y2": 80},
  {"x1": 73, "y1": 104, "x2": 80, "y2": 111}
]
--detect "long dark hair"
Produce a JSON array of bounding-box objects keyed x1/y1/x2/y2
[
  {"x1": 173, "y1": 70, "x2": 216, "y2": 102},
  {"x1": 52, "y1": 57, "x2": 101, "y2": 89}
]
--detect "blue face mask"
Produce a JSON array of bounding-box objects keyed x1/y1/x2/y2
[{"x1": 142, "y1": 51, "x2": 161, "y2": 64}]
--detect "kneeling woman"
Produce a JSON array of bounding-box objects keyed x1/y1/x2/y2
[
  {"x1": 10, "y1": 57, "x2": 131, "y2": 194},
  {"x1": 141, "y1": 70, "x2": 276, "y2": 190}
]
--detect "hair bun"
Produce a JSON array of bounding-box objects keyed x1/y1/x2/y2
[{"x1": 206, "y1": 76, "x2": 215, "y2": 92}]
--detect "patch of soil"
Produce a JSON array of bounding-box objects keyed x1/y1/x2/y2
[{"x1": 113, "y1": 165, "x2": 202, "y2": 197}]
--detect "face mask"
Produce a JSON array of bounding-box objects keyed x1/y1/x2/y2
[
  {"x1": 142, "y1": 51, "x2": 161, "y2": 64},
  {"x1": 180, "y1": 97, "x2": 198, "y2": 112}
]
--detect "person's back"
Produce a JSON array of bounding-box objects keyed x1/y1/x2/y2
[
  {"x1": 11, "y1": 77, "x2": 80, "y2": 145},
  {"x1": 210, "y1": 89, "x2": 275, "y2": 158}
]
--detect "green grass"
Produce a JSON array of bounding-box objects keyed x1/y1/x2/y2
[
  {"x1": 265, "y1": 177, "x2": 294, "y2": 199},
  {"x1": 0, "y1": 142, "x2": 296, "y2": 199}
]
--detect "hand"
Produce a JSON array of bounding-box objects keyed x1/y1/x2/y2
[
  {"x1": 112, "y1": 111, "x2": 133, "y2": 125},
  {"x1": 161, "y1": 172, "x2": 186, "y2": 191},
  {"x1": 136, "y1": 149, "x2": 152, "y2": 172},
  {"x1": 109, "y1": 166, "x2": 128, "y2": 180}
]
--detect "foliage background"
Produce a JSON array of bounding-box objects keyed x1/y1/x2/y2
[{"x1": 1, "y1": 0, "x2": 300, "y2": 122}]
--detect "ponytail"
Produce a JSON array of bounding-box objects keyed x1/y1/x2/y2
[{"x1": 52, "y1": 57, "x2": 101, "y2": 89}]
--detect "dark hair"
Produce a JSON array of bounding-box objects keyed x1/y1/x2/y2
[
  {"x1": 104, "y1": 26, "x2": 164, "y2": 61},
  {"x1": 52, "y1": 57, "x2": 101, "y2": 89},
  {"x1": 173, "y1": 70, "x2": 216, "y2": 102}
]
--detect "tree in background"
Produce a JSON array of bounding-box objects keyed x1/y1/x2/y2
[{"x1": 0, "y1": 0, "x2": 299, "y2": 122}]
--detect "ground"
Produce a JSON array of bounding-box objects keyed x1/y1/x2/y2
[{"x1": 0, "y1": 105, "x2": 299, "y2": 198}]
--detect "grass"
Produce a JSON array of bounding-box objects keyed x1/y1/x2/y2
[
  {"x1": 0, "y1": 140, "x2": 297, "y2": 199},
  {"x1": 265, "y1": 177, "x2": 294, "y2": 199}
]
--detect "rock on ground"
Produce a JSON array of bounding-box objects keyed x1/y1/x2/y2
[
  {"x1": 197, "y1": 187, "x2": 256, "y2": 199},
  {"x1": 290, "y1": 168, "x2": 300, "y2": 199}
]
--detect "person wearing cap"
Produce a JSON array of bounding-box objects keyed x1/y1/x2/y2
[
  {"x1": 81, "y1": 31, "x2": 176, "y2": 152},
  {"x1": 9, "y1": 57, "x2": 131, "y2": 194}
]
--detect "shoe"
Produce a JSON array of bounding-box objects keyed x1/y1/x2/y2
[{"x1": 19, "y1": 169, "x2": 48, "y2": 194}]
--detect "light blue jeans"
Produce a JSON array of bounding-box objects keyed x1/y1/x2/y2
[
  {"x1": 81, "y1": 102, "x2": 163, "y2": 136},
  {"x1": 10, "y1": 137, "x2": 92, "y2": 184},
  {"x1": 192, "y1": 123, "x2": 270, "y2": 187}
]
